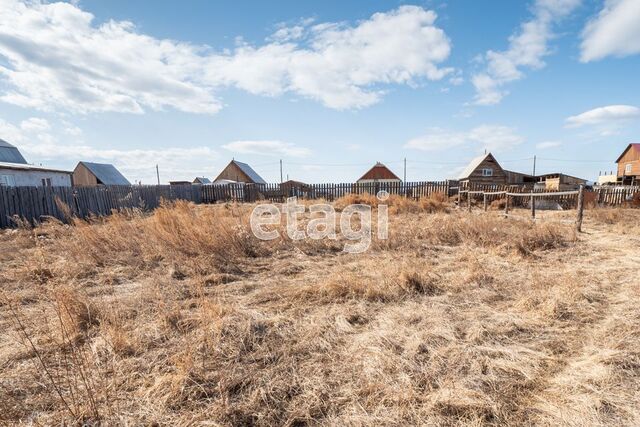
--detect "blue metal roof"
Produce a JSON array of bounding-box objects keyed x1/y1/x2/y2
[
  {"x1": 80, "y1": 161, "x2": 131, "y2": 185},
  {"x1": 232, "y1": 160, "x2": 266, "y2": 184},
  {"x1": 0, "y1": 139, "x2": 27, "y2": 164}
]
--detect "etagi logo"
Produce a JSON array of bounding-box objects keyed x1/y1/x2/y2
[{"x1": 250, "y1": 191, "x2": 389, "y2": 254}]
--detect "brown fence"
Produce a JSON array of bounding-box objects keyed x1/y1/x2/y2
[
  {"x1": 462, "y1": 184, "x2": 640, "y2": 208},
  {"x1": 199, "y1": 181, "x2": 454, "y2": 204},
  {"x1": 0, "y1": 185, "x2": 201, "y2": 228},
  {"x1": 1, "y1": 182, "x2": 638, "y2": 228}
]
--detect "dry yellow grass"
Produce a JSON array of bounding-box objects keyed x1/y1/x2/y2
[{"x1": 1, "y1": 201, "x2": 639, "y2": 426}]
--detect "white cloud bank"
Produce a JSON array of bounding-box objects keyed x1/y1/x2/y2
[
  {"x1": 565, "y1": 105, "x2": 640, "y2": 127},
  {"x1": 405, "y1": 125, "x2": 524, "y2": 152},
  {"x1": 222, "y1": 140, "x2": 311, "y2": 157},
  {"x1": 581, "y1": 0, "x2": 640, "y2": 62},
  {"x1": 536, "y1": 140, "x2": 562, "y2": 149},
  {"x1": 20, "y1": 117, "x2": 50, "y2": 132},
  {"x1": 0, "y1": 1, "x2": 452, "y2": 114},
  {"x1": 471, "y1": 0, "x2": 581, "y2": 105},
  {"x1": 0, "y1": 118, "x2": 218, "y2": 184}
]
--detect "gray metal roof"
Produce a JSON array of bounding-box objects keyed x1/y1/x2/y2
[
  {"x1": 79, "y1": 161, "x2": 131, "y2": 185},
  {"x1": 0, "y1": 161, "x2": 71, "y2": 174},
  {"x1": 232, "y1": 160, "x2": 266, "y2": 184},
  {"x1": 193, "y1": 177, "x2": 211, "y2": 184},
  {"x1": 0, "y1": 139, "x2": 27, "y2": 164}
]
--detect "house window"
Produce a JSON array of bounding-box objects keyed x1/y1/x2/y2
[
  {"x1": 41, "y1": 178, "x2": 52, "y2": 187},
  {"x1": 481, "y1": 168, "x2": 493, "y2": 177},
  {"x1": 0, "y1": 174, "x2": 15, "y2": 187},
  {"x1": 625, "y1": 164, "x2": 632, "y2": 174}
]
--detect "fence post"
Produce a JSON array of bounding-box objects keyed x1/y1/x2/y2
[
  {"x1": 457, "y1": 189, "x2": 461, "y2": 208},
  {"x1": 531, "y1": 191, "x2": 536, "y2": 219},
  {"x1": 468, "y1": 192, "x2": 472, "y2": 212},
  {"x1": 576, "y1": 184, "x2": 585, "y2": 232},
  {"x1": 504, "y1": 194, "x2": 510, "y2": 215},
  {"x1": 483, "y1": 193, "x2": 488, "y2": 211}
]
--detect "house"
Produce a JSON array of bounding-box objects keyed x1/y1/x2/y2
[
  {"x1": 536, "y1": 173, "x2": 587, "y2": 191},
  {"x1": 615, "y1": 143, "x2": 640, "y2": 185},
  {"x1": 214, "y1": 160, "x2": 266, "y2": 184},
  {"x1": 73, "y1": 161, "x2": 131, "y2": 186},
  {"x1": 458, "y1": 153, "x2": 508, "y2": 185},
  {"x1": 193, "y1": 177, "x2": 211, "y2": 185},
  {"x1": 0, "y1": 139, "x2": 72, "y2": 187},
  {"x1": 357, "y1": 162, "x2": 401, "y2": 183}
]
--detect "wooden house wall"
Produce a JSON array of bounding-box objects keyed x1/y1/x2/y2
[
  {"x1": 72, "y1": 163, "x2": 98, "y2": 186},
  {"x1": 617, "y1": 147, "x2": 640, "y2": 177},
  {"x1": 464, "y1": 156, "x2": 508, "y2": 185},
  {"x1": 215, "y1": 163, "x2": 253, "y2": 183}
]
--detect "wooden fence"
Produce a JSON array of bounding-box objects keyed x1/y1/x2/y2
[
  {"x1": 0, "y1": 182, "x2": 638, "y2": 228},
  {"x1": 199, "y1": 181, "x2": 454, "y2": 203},
  {"x1": 0, "y1": 185, "x2": 201, "y2": 228},
  {"x1": 461, "y1": 184, "x2": 640, "y2": 208}
]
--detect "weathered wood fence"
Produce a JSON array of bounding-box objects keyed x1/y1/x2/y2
[
  {"x1": 0, "y1": 185, "x2": 201, "y2": 228},
  {"x1": 461, "y1": 183, "x2": 640, "y2": 208},
  {"x1": 0, "y1": 182, "x2": 638, "y2": 228}
]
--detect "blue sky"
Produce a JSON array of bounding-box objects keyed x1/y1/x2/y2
[{"x1": 0, "y1": 0, "x2": 639, "y2": 183}]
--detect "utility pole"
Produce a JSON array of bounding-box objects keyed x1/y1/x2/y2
[
  {"x1": 279, "y1": 159, "x2": 283, "y2": 184},
  {"x1": 156, "y1": 164, "x2": 160, "y2": 186},
  {"x1": 403, "y1": 158, "x2": 407, "y2": 182}
]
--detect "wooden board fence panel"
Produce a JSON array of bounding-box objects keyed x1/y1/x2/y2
[{"x1": 2, "y1": 182, "x2": 639, "y2": 228}]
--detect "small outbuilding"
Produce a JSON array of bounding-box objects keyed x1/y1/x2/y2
[
  {"x1": 535, "y1": 173, "x2": 587, "y2": 191},
  {"x1": 281, "y1": 179, "x2": 312, "y2": 197},
  {"x1": 0, "y1": 139, "x2": 72, "y2": 187},
  {"x1": 73, "y1": 162, "x2": 131, "y2": 186},
  {"x1": 0, "y1": 162, "x2": 73, "y2": 187},
  {"x1": 214, "y1": 160, "x2": 266, "y2": 184},
  {"x1": 357, "y1": 162, "x2": 401, "y2": 183}
]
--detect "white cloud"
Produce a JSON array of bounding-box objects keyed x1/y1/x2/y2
[
  {"x1": 536, "y1": 140, "x2": 562, "y2": 149},
  {"x1": 472, "y1": 0, "x2": 581, "y2": 105},
  {"x1": 405, "y1": 127, "x2": 467, "y2": 151},
  {"x1": 2, "y1": 117, "x2": 218, "y2": 183},
  {"x1": 565, "y1": 105, "x2": 640, "y2": 127},
  {"x1": 21, "y1": 140, "x2": 219, "y2": 184},
  {"x1": 581, "y1": 0, "x2": 640, "y2": 62},
  {"x1": 405, "y1": 125, "x2": 523, "y2": 152},
  {"x1": 222, "y1": 140, "x2": 311, "y2": 157},
  {"x1": 20, "y1": 117, "x2": 50, "y2": 132},
  {"x1": 64, "y1": 125, "x2": 83, "y2": 136},
  {"x1": 0, "y1": 1, "x2": 453, "y2": 114},
  {"x1": 0, "y1": 118, "x2": 24, "y2": 142}
]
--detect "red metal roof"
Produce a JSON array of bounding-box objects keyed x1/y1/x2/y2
[
  {"x1": 615, "y1": 143, "x2": 640, "y2": 163},
  {"x1": 358, "y1": 162, "x2": 401, "y2": 181}
]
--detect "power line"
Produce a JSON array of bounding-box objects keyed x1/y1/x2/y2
[
  {"x1": 537, "y1": 157, "x2": 614, "y2": 163},
  {"x1": 285, "y1": 160, "x2": 404, "y2": 167}
]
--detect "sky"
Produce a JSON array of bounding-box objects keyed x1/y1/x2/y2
[{"x1": 0, "y1": 0, "x2": 639, "y2": 184}]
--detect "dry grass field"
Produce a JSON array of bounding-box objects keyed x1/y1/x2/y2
[{"x1": 1, "y1": 197, "x2": 640, "y2": 426}]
